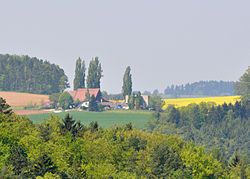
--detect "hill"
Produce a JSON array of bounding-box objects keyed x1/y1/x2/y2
[
  {"x1": 164, "y1": 80, "x2": 235, "y2": 98},
  {"x1": 0, "y1": 91, "x2": 49, "y2": 106},
  {"x1": 0, "y1": 54, "x2": 69, "y2": 94}
]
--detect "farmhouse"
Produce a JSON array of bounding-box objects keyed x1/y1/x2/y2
[{"x1": 65, "y1": 88, "x2": 103, "y2": 102}]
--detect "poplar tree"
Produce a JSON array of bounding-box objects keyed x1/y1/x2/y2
[
  {"x1": 87, "y1": 57, "x2": 103, "y2": 88},
  {"x1": 73, "y1": 57, "x2": 86, "y2": 90},
  {"x1": 122, "y1": 66, "x2": 132, "y2": 99}
]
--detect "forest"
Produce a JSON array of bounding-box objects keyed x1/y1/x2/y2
[
  {"x1": 164, "y1": 81, "x2": 234, "y2": 98},
  {"x1": 146, "y1": 101, "x2": 249, "y2": 161},
  {"x1": 0, "y1": 98, "x2": 249, "y2": 178},
  {"x1": 0, "y1": 54, "x2": 69, "y2": 94}
]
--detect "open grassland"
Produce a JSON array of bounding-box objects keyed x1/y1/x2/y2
[
  {"x1": 0, "y1": 91, "x2": 49, "y2": 106},
  {"x1": 162, "y1": 96, "x2": 240, "y2": 110},
  {"x1": 27, "y1": 110, "x2": 152, "y2": 129}
]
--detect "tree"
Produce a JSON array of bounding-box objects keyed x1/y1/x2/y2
[
  {"x1": 88, "y1": 95, "x2": 98, "y2": 111},
  {"x1": 0, "y1": 97, "x2": 12, "y2": 114},
  {"x1": 149, "y1": 94, "x2": 165, "y2": 111},
  {"x1": 87, "y1": 57, "x2": 103, "y2": 89},
  {"x1": 73, "y1": 57, "x2": 86, "y2": 90},
  {"x1": 135, "y1": 91, "x2": 143, "y2": 110},
  {"x1": 29, "y1": 154, "x2": 57, "y2": 177},
  {"x1": 7, "y1": 145, "x2": 28, "y2": 175},
  {"x1": 59, "y1": 75, "x2": 70, "y2": 93},
  {"x1": 128, "y1": 94, "x2": 135, "y2": 110},
  {"x1": 234, "y1": 66, "x2": 250, "y2": 102},
  {"x1": 58, "y1": 92, "x2": 73, "y2": 110},
  {"x1": 49, "y1": 93, "x2": 60, "y2": 108},
  {"x1": 122, "y1": 66, "x2": 132, "y2": 99}
]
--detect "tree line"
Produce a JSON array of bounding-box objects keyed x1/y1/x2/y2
[
  {"x1": 164, "y1": 80, "x2": 235, "y2": 98},
  {"x1": 0, "y1": 102, "x2": 248, "y2": 178},
  {"x1": 0, "y1": 54, "x2": 69, "y2": 94}
]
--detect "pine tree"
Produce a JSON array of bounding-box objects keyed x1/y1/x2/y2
[
  {"x1": 88, "y1": 95, "x2": 98, "y2": 111},
  {"x1": 122, "y1": 66, "x2": 132, "y2": 99},
  {"x1": 87, "y1": 57, "x2": 103, "y2": 89},
  {"x1": 0, "y1": 97, "x2": 12, "y2": 114},
  {"x1": 74, "y1": 57, "x2": 86, "y2": 90}
]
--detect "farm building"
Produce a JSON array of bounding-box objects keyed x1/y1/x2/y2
[{"x1": 65, "y1": 88, "x2": 103, "y2": 102}]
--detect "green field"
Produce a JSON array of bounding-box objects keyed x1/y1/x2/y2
[{"x1": 27, "y1": 110, "x2": 152, "y2": 129}]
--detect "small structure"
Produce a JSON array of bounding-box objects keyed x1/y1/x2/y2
[{"x1": 65, "y1": 88, "x2": 102, "y2": 102}]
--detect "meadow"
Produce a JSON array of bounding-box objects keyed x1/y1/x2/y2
[
  {"x1": 27, "y1": 110, "x2": 152, "y2": 129},
  {"x1": 162, "y1": 95, "x2": 240, "y2": 110}
]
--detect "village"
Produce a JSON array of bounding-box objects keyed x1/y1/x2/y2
[{"x1": 63, "y1": 88, "x2": 150, "y2": 111}]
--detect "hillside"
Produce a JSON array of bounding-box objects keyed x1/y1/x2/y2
[
  {"x1": 0, "y1": 54, "x2": 69, "y2": 94},
  {"x1": 0, "y1": 91, "x2": 49, "y2": 106},
  {"x1": 164, "y1": 80, "x2": 235, "y2": 98}
]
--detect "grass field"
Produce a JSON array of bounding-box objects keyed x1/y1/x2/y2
[
  {"x1": 27, "y1": 110, "x2": 152, "y2": 129},
  {"x1": 162, "y1": 96, "x2": 240, "y2": 110},
  {"x1": 0, "y1": 91, "x2": 49, "y2": 106}
]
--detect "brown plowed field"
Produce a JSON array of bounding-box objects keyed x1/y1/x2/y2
[
  {"x1": 13, "y1": 110, "x2": 52, "y2": 115},
  {"x1": 0, "y1": 91, "x2": 50, "y2": 106}
]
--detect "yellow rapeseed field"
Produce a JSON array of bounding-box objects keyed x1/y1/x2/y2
[{"x1": 162, "y1": 96, "x2": 241, "y2": 110}]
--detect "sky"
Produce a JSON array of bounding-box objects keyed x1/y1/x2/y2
[{"x1": 0, "y1": 0, "x2": 249, "y2": 94}]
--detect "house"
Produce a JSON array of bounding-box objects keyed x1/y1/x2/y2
[{"x1": 65, "y1": 88, "x2": 102, "y2": 102}]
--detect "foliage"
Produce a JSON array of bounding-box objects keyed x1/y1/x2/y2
[
  {"x1": 147, "y1": 101, "x2": 249, "y2": 160},
  {"x1": 2, "y1": 110, "x2": 245, "y2": 178},
  {"x1": 149, "y1": 94, "x2": 165, "y2": 110},
  {"x1": 49, "y1": 93, "x2": 60, "y2": 108},
  {"x1": 234, "y1": 66, "x2": 250, "y2": 102},
  {"x1": 73, "y1": 57, "x2": 86, "y2": 90},
  {"x1": 164, "y1": 80, "x2": 235, "y2": 98},
  {"x1": 86, "y1": 57, "x2": 103, "y2": 88},
  {"x1": 128, "y1": 95, "x2": 135, "y2": 110},
  {"x1": 0, "y1": 54, "x2": 69, "y2": 94},
  {"x1": 88, "y1": 95, "x2": 98, "y2": 111},
  {"x1": 0, "y1": 97, "x2": 12, "y2": 114},
  {"x1": 135, "y1": 92, "x2": 143, "y2": 110},
  {"x1": 122, "y1": 66, "x2": 132, "y2": 99},
  {"x1": 58, "y1": 92, "x2": 73, "y2": 110}
]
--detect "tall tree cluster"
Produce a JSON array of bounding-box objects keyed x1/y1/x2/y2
[
  {"x1": 73, "y1": 57, "x2": 86, "y2": 90},
  {"x1": 86, "y1": 57, "x2": 103, "y2": 89},
  {"x1": 0, "y1": 54, "x2": 69, "y2": 94},
  {"x1": 122, "y1": 66, "x2": 132, "y2": 99}
]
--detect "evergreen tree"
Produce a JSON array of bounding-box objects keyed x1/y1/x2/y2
[
  {"x1": 88, "y1": 95, "x2": 98, "y2": 111},
  {"x1": 73, "y1": 57, "x2": 86, "y2": 90},
  {"x1": 0, "y1": 97, "x2": 12, "y2": 114},
  {"x1": 30, "y1": 154, "x2": 57, "y2": 177},
  {"x1": 122, "y1": 66, "x2": 132, "y2": 99},
  {"x1": 7, "y1": 145, "x2": 28, "y2": 175},
  {"x1": 234, "y1": 66, "x2": 250, "y2": 102},
  {"x1": 87, "y1": 57, "x2": 103, "y2": 89}
]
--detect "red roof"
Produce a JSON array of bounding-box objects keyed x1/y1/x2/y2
[{"x1": 66, "y1": 88, "x2": 100, "y2": 101}]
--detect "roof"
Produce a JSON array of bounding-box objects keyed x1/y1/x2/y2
[{"x1": 66, "y1": 88, "x2": 100, "y2": 101}]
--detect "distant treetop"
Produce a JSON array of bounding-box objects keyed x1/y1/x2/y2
[{"x1": 164, "y1": 80, "x2": 235, "y2": 98}]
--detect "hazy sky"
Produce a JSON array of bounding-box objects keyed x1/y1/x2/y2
[{"x1": 0, "y1": 0, "x2": 249, "y2": 93}]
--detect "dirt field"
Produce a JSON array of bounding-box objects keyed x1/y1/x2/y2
[
  {"x1": 0, "y1": 91, "x2": 50, "y2": 106},
  {"x1": 13, "y1": 110, "x2": 52, "y2": 115}
]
